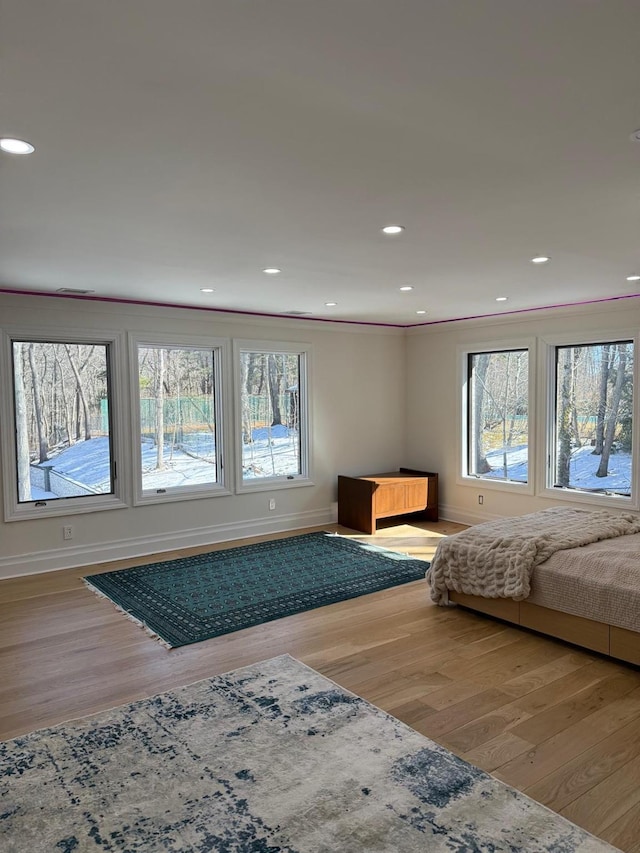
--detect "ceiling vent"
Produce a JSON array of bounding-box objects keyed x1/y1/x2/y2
[
  {"x1": 283, "y1": 310, "x2": 311, "y2": 316},
  {"x1": 56, "y1": 288, "x2": 95, "y2": 295}
]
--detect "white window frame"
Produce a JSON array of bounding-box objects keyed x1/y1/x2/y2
[
  {"x1": 537, "y1": 330, "x2": 639, "y2": 510},
  {"x1": 129, "y1": 333, "x2": 232, "y2": 506},
  {"x1": 0, "y1": 326, "x2": 130, "y2": 522},
  {"x1": 233, "y1": 339, "x2": 312, "y2": 494},
  {"x1": 458, "y1": 337, "x2": 536, "y2": 495}
]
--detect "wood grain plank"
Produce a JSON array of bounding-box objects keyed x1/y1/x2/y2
[
  {"x1": 526, "y1": 716, "x2": 640, "y2": 812},
  {"x1": 561, "y1": 753, "x2": 640, "y2": 838},
  {"x1": 440, "y1": 702, "x2": 534, "y2": 755},
  {"x1": 601, "y1": 804, "x2": 640, "y2": 853},
  {"x1": 462, "y1": 732, "x2": 534, "y2": 773},
  {"x1": 414, "y1": 688, "x2": 513, "y2": 739},
  {"x1": 500, "y1": 652, "x2": 598, "y2": 699},
  {"x1": 509, "y1": 671, "x2": 640, "y2": 744},
  {"x1": 494, "y1": 685, "x2": 640, "y2": 791}
]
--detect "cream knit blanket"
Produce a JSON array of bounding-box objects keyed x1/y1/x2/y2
[{"x1": 428, "y1": 506, "x2": 640, "y2": 604}]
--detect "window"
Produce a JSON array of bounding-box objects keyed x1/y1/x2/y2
[
  {"x1": 462, "y1": 345, "x2": 531, "y2": 488},
  {"x1": 1, "y1": 330, "x2": 127, "y2": 520},
  {"x1": 131, "y1": 337, "x2": 229, "y2": 503},
  {"x1": 549, "y1": 339, "x2": 634, "y2": 500},
  {"x1": 235, "y1": 341, "x2": 311, "y2": 490}
]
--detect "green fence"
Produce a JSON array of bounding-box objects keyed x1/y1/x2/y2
[{"x1": 102, "y1": 394, "x2": 297, "y2": 439}]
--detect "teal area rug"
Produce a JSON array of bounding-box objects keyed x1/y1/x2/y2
[
  {"x1": 84, "y1": 532, "x2": 428, "y2": 648},
  {"x1": 1, "y1": 655, "x2": 616, "y2": 852}
]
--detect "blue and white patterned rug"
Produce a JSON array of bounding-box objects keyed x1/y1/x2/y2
[{"x1": 1, "y1": 655, "x2": 617, "y2": 852}]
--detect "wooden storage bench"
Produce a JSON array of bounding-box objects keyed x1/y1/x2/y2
[{"x1": 338, "y1": 468, "x2": 438, "y2": 534}]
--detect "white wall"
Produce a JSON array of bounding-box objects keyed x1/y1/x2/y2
[
  {"x1": 0, "y1": 293, "x2": 406, "y2": 577},
  {"x1": 405, "y1": 299, "x2": 640, "y2": 524},
  {"x1": 8, "y1": 291, "x2": 635, "y2": 576}
]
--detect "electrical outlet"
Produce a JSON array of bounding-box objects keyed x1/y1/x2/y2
[
  {"x1": 269, "y1": 498, "x2": 276, "y2": 511},
  {"x1": 478, "y1": 495, "x2": 484, "y2": 505},
  {"x1": 63, "y1": 525, "x2": 73, "y2": 540}
]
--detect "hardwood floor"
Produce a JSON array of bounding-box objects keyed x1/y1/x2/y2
[{"x1": 2, "y1": 519, "x2": 640, "y2": 851}]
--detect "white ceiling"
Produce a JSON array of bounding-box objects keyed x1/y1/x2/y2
[{"x1": 1, "y1": 1, "x2": 640, "y2": 326}]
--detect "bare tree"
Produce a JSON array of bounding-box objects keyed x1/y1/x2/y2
[
  {"x1": 471, "y1": 354, "x2": 491, "y2": 474},
  {"x1": 154, "y1": 348, "x2": 166, "y2": 470},
  {"x1": 64, "y1": 345, "x2": 91, "y2": 441},
  {"x1": 500, "y1": 352, "x2": 528, "y2": 478},
  {"x1": 596, "y1": 344, "x2": 628, "y2": 478},
  {"x1": 593, "y1": 344, "x2": 611, "y2": 455},
  {"x1": 267, "y1": 354, "x2": 283, "y2": 426},
  {"x1": 27, "y1": 343, "x2": 49, "y2": 462},
  {"x1": 246, "y1": 353, "x2": 264, "y2": 397},
  {"x1": 556, "y1": 348, "x2": 574, "y2": 487},
  {"x1": 53, "y1": 349, "x2": 73, "y2": 444}
]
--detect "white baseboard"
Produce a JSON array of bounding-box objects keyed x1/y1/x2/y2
[
  {"x1": 0, "y1": 507, "x2": 335, "y2": 580},
  {"x1": 439, "y1": 503, "x2": 503, "y2": 527}
]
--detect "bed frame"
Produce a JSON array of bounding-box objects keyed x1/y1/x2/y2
[{"x1": 448, "y1": 590, "x2": 640, "y2": 666}]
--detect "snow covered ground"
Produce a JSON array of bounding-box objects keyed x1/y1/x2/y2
[
  {"x1": 29, "y1": 433, "x2": 632, "y2": 501},
  {"x1": 28, "y1": 425, "x2": 300, "y2": 499},
  {"x1": 483, "y1": 444, "x2": 631, "y2": 494}
]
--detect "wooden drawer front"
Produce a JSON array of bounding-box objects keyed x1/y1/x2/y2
[
  {"x1": 404, "y1": 480, "x2": 428, "y2": 512},
  {"x1": 449, "y1": 591, "x2": 520, "y2": 623},
  {"x1": 520, "y1": 602, "x2": 609, "y2": 654},
  {"x1": 374, "y1": 483, "x2": 407, "y2": 516},
  {"x1": 374, "y1": 481, "x2": 428, "y2": 517},
  {"x1": 610, "y1": 626, "x2": 640, "y2": 665}
]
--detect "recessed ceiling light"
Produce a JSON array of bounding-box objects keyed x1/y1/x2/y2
[
  {"x1": 399, "y1": 286, "x2": 413, "y2": 292},
  {"x1": 382, "y1": 225, "x2": 405, "y2": 235},
  {"x1": 325, "y1": 301, "x2": 337, "y2": 307},
  {"x1": 626, "y1": 275, "x2": 640, "y2": 282},
  {"x1": 416, "y1": 310, "x2": 427, "y2": 315},
  {"x1": 200, "y1": 287, "x2": 214, "y2": 293},
  {"x1": 531, "y1": 255, "x2": 550, "y2": 264},
  {"x1": 263, "y1": 268, "x2": 281, "y2": 275},
  {"x1": 496, "y1": 296, "x2": 508, "y2": 302},
  {"x1": 0, "y1": 137, "x2": 35, "y2": 154},
  {"x1": 630, "y1": 129, "x2": 640, "y2": 142}
]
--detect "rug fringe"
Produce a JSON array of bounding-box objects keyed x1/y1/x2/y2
[{"x1": 83, "y1": 580, "x2": 173, "y2": 649}]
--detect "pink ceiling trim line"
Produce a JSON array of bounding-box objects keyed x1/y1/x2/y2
[
  {"x1": 0, "y1": 288, "x2": 400, "y2": 328},
  {"x1": 0, "y1": 287, "x2": 639, "y2": 328},
  {"x1": 410, "y1": 292, "x2": 640, "y2": 327}
]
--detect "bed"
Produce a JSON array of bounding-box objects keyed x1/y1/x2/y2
[{"x1": 427, "y1": 507, "x2": 640, "y2": 665}]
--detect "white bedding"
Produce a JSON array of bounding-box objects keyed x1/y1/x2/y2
[{"x1": 428, "y1": 506, "x2": 640, "y2": 605}]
